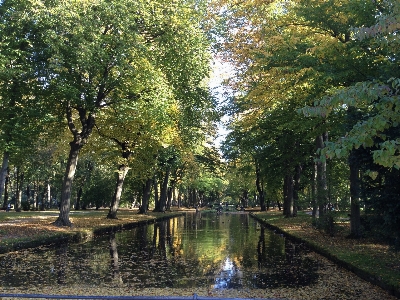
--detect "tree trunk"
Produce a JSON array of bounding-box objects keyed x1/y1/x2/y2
[
  {"x1": 54, "y1": 142, "x2": 81, "y2": 226},
  {"x1": 191, "y1": 188, "x2": 196, "y2": 207},
  {"x1": 349, "y1": 150, "x2": 361, "y2": 238},
  {"x1": 40, "y1": 185, "x2": 46, "y2": 211},
  {"x1": 167, "y1": 176, "x2": 176, "y2": 210},
  {"x1": 0, "y1": 151, "x2": 9, "y2": 205},
  {"x1": 241, "y1": 189, "x2": 248, "y2": 208},
  {"x1": 2, "y1": 167, "x2": 10, "y2": 210},
  {"x1": 255, "y1": 161, "x2": 266, "y2": 211},
  {"x1": 139, "y1": 178, "x2": 152, "y2": 214},
  {"x1": 54, "y1": 104, "x2": 95, "y2": 226},
  {"x1": 177, "y1": 190, "x2": 182, "y2": 208},
  {"x1": 75, "y1": 187, "x2": 82, "y2": 210},
  {"x1": 293, "y1": 164, "x2": 302, "y2": 216},
  {"x1": 15, "y1": 168, "x2": 23, "y2": 212},
  {"x1": 26, "y1": 185, "x2": 31, "y2": 209},
  {"x1": 166, "y1": 186, "x2": 173, "y2": 211},
  {"x1": 33, "y1": 181, "x2": 38, "y2": 211},
  {"x1": 47, "y1": 181, "x2": 51, "y2": 208},
  {"x1": 283, "y1": 173, "x2": 294, "y2": 217},
  {"x1": 346, "y1": 107, "x2": 362, "y2": 238},
  {"x1": 153, "y1": 175, "x2": 159, "y2": 210},
  {"x1": 156, "y1": 169, "x2": 169, "y2": 212},
  {"x1": 316, "y1": 134, "x2": 328, "y2": 219},
  {"x1": 107, "y1": 164, "x2": 130, "y2": 219},
  {"x1": 311, "y1": 160, "x2": 318, "y2": 218},
  {"x1": 173, "y1": 185, "x2": 177, "y2": 206}
]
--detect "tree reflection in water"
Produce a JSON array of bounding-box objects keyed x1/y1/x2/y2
[
  {"x1": 55, "y1": 241, "x2": 68, "y2": 285},
  {"x1": 0, "y1": 212, "x2": 320, "y2": 290},
  {"x1": 109, "y1": 231, "x2": 123, "y2": 286}
]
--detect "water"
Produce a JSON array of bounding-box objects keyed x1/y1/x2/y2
[
  {"x1": 0, "y1": 212, "x2": 396, "y2": 299},
  {"x1": 0, "y1": 212, "x2": 317, "y2": 290}
]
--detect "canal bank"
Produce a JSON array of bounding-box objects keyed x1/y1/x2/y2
[
  {"x1": 0, "y1": 209, "x2": 184, "y2": 254},
  {"x1": 0, "y1": 210, "x2": 398, "y2": 300},
  {"x1": 250, "y1": 211, "x2": 400, "y2": 299}
]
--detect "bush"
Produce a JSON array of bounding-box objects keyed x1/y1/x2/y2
[{"x1": 21, "y1": 201, "x2": 31, "y2": 211}]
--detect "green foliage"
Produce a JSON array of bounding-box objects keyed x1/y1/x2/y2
[
  {"x1": 0, "y1": 0, "x2": 217, "y2": 218},
  {"x1": 21, "y1": 200, "x2": 30, "y2": 211},
  {"x1": 82, "y1": 167, "x2": 114, "y2": 209},
  {"x1": 304, "y1": 80, "x2": 400, "y2": 169},
  {"x1": 211, "y1": 0, "x2": 399, "y2": 237}
]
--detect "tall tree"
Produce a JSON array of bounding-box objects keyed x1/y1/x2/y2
[
  {"x1": 24, "y1": 0, "x2": 213, "y2": 226},
  {"x1": 212, "y1": 0, "x2": 380, "y2": 221},
  {"x1": 0, "y1": 0, "x2": 49, "y2": 205}
]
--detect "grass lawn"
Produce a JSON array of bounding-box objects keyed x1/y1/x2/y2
[{"x1": 0, "y1": 208, "x2": 186, "y2": 253}]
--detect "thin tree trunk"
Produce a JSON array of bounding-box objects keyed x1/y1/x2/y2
[
  {"x1": 33, "y1": 181, "x2": 38, "y2": 211},
  {"x1": 346, "y1": 107, "x2": 362, "y2": 238},
  {"x1": 283, "y1": 173, "x2": 294, "y2": 217},
  {"x1": 15, "y1": 169, "x2": 23, "y2": 212},
  {"x1": 47, "y1": 181, "x2": 51, "y2": 208},
  {"x1": 293, "y1": 164, "x2": 302, "y2": 216},
  {"x1": 0, "y1": 151, "x2": 9, "y2": 205},
  {"x1": 255, "y1": 161, "x2": 266, "y2": 211},
  {"x1": 177, "y1": 189, "x2": 182, "y2": 208},
  {"x1": 349, "y1": 150, "x2": 361, "y2": 238},
  {"x1": 156, "y1": 169, "x2": 170, "y2": 212},
  {"x1": 40, "y1": 185, "x2": 46, "y2": 211},
  {"x1": 26, "y1": 185, "x2": 30, "y2": 209},
  {"x1": 311, "y1": 160, "x2": 318, "y2": 218},
  {"x1": 2, "y1": 167, "x2": 10, "y2": 210},
  {"x1": 107, "y1": 164, "x2": 129, "y2": 219},
  {"x1": 153, "y1": 175, "x2": 159, "y2": 210},
  {"x1": 54, "y1": 142, "x2": 81, "y2": 226},
  {"x1": 75, "y1": 187, "x2": 82, "y2": 210},
  {"x1": 139, "y1": 178, "x2": 152, "y2": 214},
  {"x1": 166, "y1": 177, "x2": 176, "y2": 210},
  {"x1": 191, "y1": 189, "x2": 196, "y2": 207},
  {"x1": 316, "y1": 134, "x2": 328, "y2": 219},
  {"x1": 167, "y1": 187, "x2": 173, "y2": 211}
]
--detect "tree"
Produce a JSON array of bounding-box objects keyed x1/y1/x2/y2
[
  {"x1": 37, "y1": 0, "x2": 162, "y2": 226},
  {"x1": 212, "y1": 0, "x2": 381, "y2": 222},
  {"x1": 0, "y1": 0, "x2": 51, "y2": 206},
  {"x1": 95, "y1": 86, "x2": 175, "y2": 218},
  {"x1": 17, "y1": 0, "x2": 213, "y2": 226},
  {"x1": 301, "y1": 1, "x2": 399, "y2": 237}
]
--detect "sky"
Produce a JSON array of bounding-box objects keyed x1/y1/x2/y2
[{"x1": 209, "y1": 56, "x2": 233, "y2": 150}]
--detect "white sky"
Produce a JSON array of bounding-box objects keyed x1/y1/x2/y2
[{"x1": 209, "y1": 56, "x2": 233, "y2": 149}]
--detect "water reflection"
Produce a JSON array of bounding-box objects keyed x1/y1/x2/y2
[
  {"x1": 213, "y1": 258, "x2": 243, "y2": 289},
  {"x1": 56, "y1": 242, "x2": 68, "y2": 285},
  {"x1": 109, "y1": 232, "x2": 123, "y2": 285},
  {"x1": 0, "y1": 212, "x2": 319, "y2": 290}
]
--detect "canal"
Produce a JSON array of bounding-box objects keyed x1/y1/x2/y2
[{"x1": 0, "y1": 212, "x2": 396, "y2": 299}]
